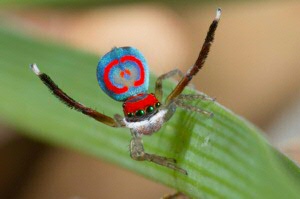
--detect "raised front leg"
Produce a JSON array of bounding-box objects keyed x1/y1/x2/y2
[
  {"x1": 155, "y1": 69, "x2": 184, "y2": 101},
  {"x1": 31, "y1": 64, "x2": 124, "y2": 128},
  {"x1": 129, "y1": 131, "x2": 187, "y2": 175}
]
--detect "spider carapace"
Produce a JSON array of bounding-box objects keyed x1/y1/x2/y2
[{"x1": 31, "y1": 8, "x2": 221, "y2": 175}]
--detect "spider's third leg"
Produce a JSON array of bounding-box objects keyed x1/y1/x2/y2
[
  {"x1": 177, "y1": 94, "x2": 216, "y2": 102},
  {"x1": 130, "y1": 131, "x2": 188, "y2": 175},
  {"x1": 166, "y1": 8, "x2": 221, "y2": 104},
  {"x1": 174, "y1": 100, "x2": 213, "y2": 117},
  {"x1": 30, "y1": 63, "x2": 124, "y2": 128},
  {"x1": 155, "y1": 69, "x2": 184, "y2": 101}
]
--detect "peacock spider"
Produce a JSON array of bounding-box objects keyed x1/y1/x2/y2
[{"x1": 31, "y1": 8, "x2": 221, "y2": 175}]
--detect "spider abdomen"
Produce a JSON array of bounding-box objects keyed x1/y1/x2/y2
[{"x1": 97, "y1": 47, "x2": 149, "y2": 101}]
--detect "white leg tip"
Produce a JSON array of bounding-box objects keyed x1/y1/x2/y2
[
  {"x1": 215, "y1": 8, "x2": 222, "y2": 21},
  {"x1": 30, "y1": 63, "x2": 41, "y2": 75}
]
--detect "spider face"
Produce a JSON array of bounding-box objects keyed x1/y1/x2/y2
[
  {"x1": 122, "y1": 93, "x2": 161, "y2": 122},
  {"x1": 121, "y1": 93, "x2": 167, "y2": 135}
]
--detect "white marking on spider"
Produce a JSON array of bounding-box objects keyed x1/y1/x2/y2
[
  {"x1": 30, "y1": 63, "x2": 41, "y2": 75},
  {"x1": 123, "y1": 109, "x2": 168, "y2": 135}
]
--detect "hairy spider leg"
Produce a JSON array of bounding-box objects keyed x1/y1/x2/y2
[
  {"x1": 177, "y1": 94, "x2": 216, "y2": 102},
  {"x1": 154, "y1": 69, "x2": 184, "y2": 101},
  {"x1": 165, "y1": 8, "x2": 221, "y2": 105},
  {"x1": 174, "y1": 100, "x2": 214, "y2": 117},
  {"x1": 174, "y1": 94, "x2": 216, "y2": 117},
  {"x1": 129, "y1": 130, "x2": 188, "y2": 175},
  {"x1": 30, "y1": 64, "x2": 124, "y2": 128},
  {"x1": 154, "y1": 70, "x2": 215, "y2": 117}
]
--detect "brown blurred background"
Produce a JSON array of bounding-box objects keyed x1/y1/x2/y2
[{"x1": 1, "y1": 1, "x2": 300, "y2": 198}]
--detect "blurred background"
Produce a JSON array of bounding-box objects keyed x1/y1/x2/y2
[{"x1": 0, "y1": 0, "x2": 300, "y2": 198}]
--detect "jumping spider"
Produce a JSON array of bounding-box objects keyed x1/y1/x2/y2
[{"x1": 31, "y1": 8, "x2": 221, "y2": 175}]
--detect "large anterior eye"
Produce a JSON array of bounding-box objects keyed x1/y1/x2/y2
[
  {"x1": 135, "y1": 110, "x2": 145, "y2": 117},
  {"x1": 146, "y1": 106, "x2": 154, "y2": 113}
]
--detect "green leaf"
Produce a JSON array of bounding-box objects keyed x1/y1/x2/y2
[{"x1": 0, "y1": 27, "x2": 300, "y2": 199}]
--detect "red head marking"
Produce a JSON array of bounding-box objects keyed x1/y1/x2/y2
[{"x1": 123, "y1": 93, "x2": 159, "y2": 116}]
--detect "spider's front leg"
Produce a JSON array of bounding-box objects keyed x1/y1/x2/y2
[{"x1": 129, "y1": 130, "x2": 188, "y2": 175}]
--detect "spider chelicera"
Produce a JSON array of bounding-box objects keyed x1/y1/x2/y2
[{"x1": 30, "y1": 8, "x2": 221, "y2": 175}]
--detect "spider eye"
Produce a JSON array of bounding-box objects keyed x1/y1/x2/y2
[
  {"x1": 135, "y1": 110, "x2": 145, "y2": 117},
  {"x1": 146, "y1": 106, "x2": 154, "y2": 113},
  {"x1": 155, "y1": 102, "x2": 161, "y2": 108},
  {"x1": 127, "y1": 112, "x2": 134, "y2": 117}
]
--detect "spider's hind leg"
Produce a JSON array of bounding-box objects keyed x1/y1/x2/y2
[{"x1": 129, "y1": 131, "x2": 187, "y2": 175}]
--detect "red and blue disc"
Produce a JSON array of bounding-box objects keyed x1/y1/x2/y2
[{"x1": 97, "y1": 47, "x2": 149, "y2": 101}]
